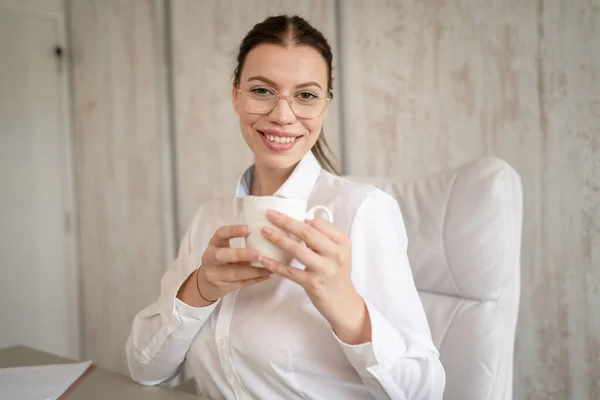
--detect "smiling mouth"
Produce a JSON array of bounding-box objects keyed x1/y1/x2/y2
[{"x1": 258, "y1": 130, "x2": 300, "y2": 144}]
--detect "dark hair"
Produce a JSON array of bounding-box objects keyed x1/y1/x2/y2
[{"x1": 233, "y1": 15, "x2": 339, "y2": 174}]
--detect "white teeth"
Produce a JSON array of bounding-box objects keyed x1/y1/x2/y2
[{"x1": 265, "y1": 134, "x2": 296, "y2": 144}]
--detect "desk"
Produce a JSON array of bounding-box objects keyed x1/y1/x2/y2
[{"x1": 0, "y1": 346, "x2": 202, "y2": 399}]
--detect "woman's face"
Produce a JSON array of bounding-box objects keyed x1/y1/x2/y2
[{"x1": 232, "y1": 43, "x2": 329, "y2": 170}]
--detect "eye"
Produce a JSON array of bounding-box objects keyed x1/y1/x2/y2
[
  {"x1": 298, "y1": 92, "x2": 318, "y2": 101},
  {"x1": 250, "y1": 87, "x2": 275, "y2": 96}
]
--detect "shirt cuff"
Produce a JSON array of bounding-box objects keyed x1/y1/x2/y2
[
  {"x1": 170, "y1": 297, "x2": 216, "y2": 337},
  {"x1": 153, "y1": 289, "x2": 216, "y2": 341},
  {"x1": 174, "y1": 297, "x2": 217, "y2": 319},
  {"x1": 334, "y1": 299, "x2": 408, "y2": 377}
]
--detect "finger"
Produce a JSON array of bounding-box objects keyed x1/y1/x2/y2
[
  {"x1": 210, "y1": 225, "x2": 250, "y2": 247},
  {"x1": 265, "y1": 210, "x2": 336, "y2": 255},
  {"x1": 220, "y1": 264, "x2": 272, "y2": 282},
  {"x1": 208, "y1": 247, "x2": 260, "y2": 265},
  {"x1": 259, "y1": 256, "x2": 309, "y2": 286},
  {"x1": 234, "y1": 274, "x2": 271, "y2": 288},
  {"x1": 308, "y1": 217, "x2": 349, "y2": 245},
  {"x1": 233, "y1": 261, "x2": 254, "y2": 268},
  {"x1": 261, "y1": 226, "x2": 325, "y2": 270}
]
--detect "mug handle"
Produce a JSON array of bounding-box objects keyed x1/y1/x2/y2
[{"x1": 306, "y1": 205, "x2": 333, "y2": 223}]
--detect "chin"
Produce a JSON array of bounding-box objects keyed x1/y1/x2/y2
[{"x1": 254, "y1": 151, "x2": 303, "y2": 170}]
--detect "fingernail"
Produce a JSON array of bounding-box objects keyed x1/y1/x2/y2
[
  {"x1": 261, "y1": 226, "x2": 273, "y2": 236},
  {"x1": 266, "y1": 209, "x2": 280, "y2": 218}
]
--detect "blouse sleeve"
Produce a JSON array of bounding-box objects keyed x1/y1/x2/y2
[
  {"x1": 125, "y1": 205, "x2": 218, "y2": 385},
  {"x1": 335, "y1": 189, "x2": 446, "y2": 399}
]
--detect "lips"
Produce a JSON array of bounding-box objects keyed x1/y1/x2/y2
[
  {"x1": 257, "y1": 130, "x2": 302, "y2": 152},
  {"x1": 259, "y1": 130, "x2": 299, "y2": 144}
]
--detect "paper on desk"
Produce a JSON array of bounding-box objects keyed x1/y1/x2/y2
[{"x1": 0, "y1": 361, "x2": 92, "y2": 400}]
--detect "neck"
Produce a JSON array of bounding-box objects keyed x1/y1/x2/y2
[{"x1": 250, "y1": 161, "x2": 296, "y2": 196}]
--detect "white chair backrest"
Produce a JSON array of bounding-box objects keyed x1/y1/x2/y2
[{"x1": 349, "y1": 157, "x2": 523, "y2": 400}]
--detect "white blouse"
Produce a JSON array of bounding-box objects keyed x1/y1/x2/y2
[{"x1": 126, "y1": 152, "x2": 445, "y2": 399}]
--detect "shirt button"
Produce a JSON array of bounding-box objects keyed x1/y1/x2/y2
[{"x1": 219, "y1": 339, "x2": 225, "y2": 346}]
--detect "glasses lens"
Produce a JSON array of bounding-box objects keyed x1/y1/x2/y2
[
  {"x1": 242, "y1": 88, "x2": 276, "y2": 115},
  {"x1": 290, "y1": 98, "x2": 327, "y2": 119}
]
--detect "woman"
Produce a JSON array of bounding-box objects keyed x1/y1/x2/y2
[{"x1": 126, "y1": 15, "x2": 445, "y2": 400}]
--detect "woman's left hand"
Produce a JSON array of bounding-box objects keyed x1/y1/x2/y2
[{"x1": 259, "y1": 209, "x2": 371, "y2": 345}]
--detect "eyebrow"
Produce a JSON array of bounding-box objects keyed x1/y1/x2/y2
[{"x1": 246, "y1": 75, "x2": 323, "y2": 90}]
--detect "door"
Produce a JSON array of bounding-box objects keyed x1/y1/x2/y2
[{"x1": 0, "y1": 0, "x2": 79, "y2": 359}]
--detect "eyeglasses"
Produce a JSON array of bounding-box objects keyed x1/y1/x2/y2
[{"x1": 236, "y1": 85, "x2": 330, "y2": 119}]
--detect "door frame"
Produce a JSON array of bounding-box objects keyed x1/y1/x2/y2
[{"x1": 0, "y1": 0, "x2": 80, "y2": 359}]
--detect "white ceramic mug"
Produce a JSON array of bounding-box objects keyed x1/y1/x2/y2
[{"x1": 234, "y1": 196, "x2": 333, "y2": 267}]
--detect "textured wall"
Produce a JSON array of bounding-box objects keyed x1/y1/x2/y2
[
  {"x1": 171, "y1": 0, "x2": 341, "y2": 237},
  {"x1": 530, "y1": 2, "x2": 600, "y2": 399},
  {"x1": 68, "y1": 0, "x2": 169, "y2": 373},
  {"x1": 339, "y1": 1, "x2": 599, "y2": 399}
]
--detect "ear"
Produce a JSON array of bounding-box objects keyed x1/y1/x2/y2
[
  {"x1": 318, "y1": 99, "x2": 330, "y2": 121},
  {"x1": 232, "y1": 83, "x2": 240, "y2": 114}
]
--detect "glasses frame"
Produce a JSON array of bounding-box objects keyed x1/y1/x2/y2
[{"x1": 236, "y1": 87, "x2": 331, "y2": 120}]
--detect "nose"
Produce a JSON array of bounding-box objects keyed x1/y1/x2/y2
[{"x1": 268, "y1": 97, "x2": 296, "y2": 125}]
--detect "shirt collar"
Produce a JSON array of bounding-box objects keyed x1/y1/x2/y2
[{"x1": 235, "y1": 151, "x2": 322, "y2": 202}]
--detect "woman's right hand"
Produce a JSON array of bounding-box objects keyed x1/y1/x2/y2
[{"x1": 177, "y1": 224, "x2": 270, "y2": 307}]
